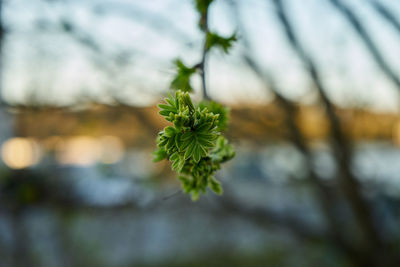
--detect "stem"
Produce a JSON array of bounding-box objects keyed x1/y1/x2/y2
[
  {"x1": 200, "y1": 45, "x2": 210, "y2": 100},
  {"x1": 0, "y1": 0, "x2": 4, "y2": 106},
  {"x1": 200, "y1": 7, "x2": 211, "y2": 101}
]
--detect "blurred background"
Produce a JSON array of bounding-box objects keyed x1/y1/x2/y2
[{"x1": 1, "y1": 0, "x2": 400, "y2": 266}]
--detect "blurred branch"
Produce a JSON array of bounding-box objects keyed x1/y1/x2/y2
[
  {"x1": 227, "y1": 0, "x2": 349, "y2": 253},
  {"x1": 59, "y1": 18, "x2": 130, "y2": 74},
  {"x1": 243, "y1": 54, "x2": 350, "y2": 244},
  {"x1": 0, "y1": 0, "x2": 3, "y2": 105},
  {"x1": 328, "y1": 0, "x2": 400, "y2": 93},
  {"x1": 215, "y1": 193, "x2": 328, "y2": 242},
  {"x1": 60, "y1": 19, "x2": 101, "y2": 54},
  {"x1": 272, "y1": 0, "x2": 383, "y2": 252},
  {"x1": 369, "y1": 0, "x2": 400, "y2": 35},
  {"x1": 92, "y1": 2, "x2": 192, "y2": 42}
]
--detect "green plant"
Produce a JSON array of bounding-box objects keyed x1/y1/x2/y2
[
  {"x1": 153, "y1": 91, "x2": 235, "y2": 200},
  {"x1": 153, "y1": 0, "x2": 236, "y2": 200}
]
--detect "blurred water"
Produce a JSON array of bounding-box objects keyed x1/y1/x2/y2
[{"x1": 1, "y1": 141, "x2": 399, "y2": 266}]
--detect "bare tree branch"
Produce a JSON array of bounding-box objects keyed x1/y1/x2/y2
[
  {"x1": 369, "y1": 0, "x2": 400, "y2": 35},
  {"x1": 328, "y1": 0, "x2": 400, "y2": 93},
  {"x1": 215, "y1": 194, "x2": 327, "y2": 242},
  {"x1": 243, "y1": 54, "x2": 349, "y2": 240},
  {"x1": 272, "y1": 0, "x2": 383, "y2": 252},
  {"x1": 92, "y1": 2, "x2": 192, "y2": 42},
  {"x1": 224, "y1": 0, "x2": 359, "y2": 258}
]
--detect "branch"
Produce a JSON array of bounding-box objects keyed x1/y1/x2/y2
[
  {"x1": 0, "y1": 0, "x2": 5, "y2": 110},
  {"x1": 244, "y1": 54, "x2": 347, "y2": 237},
  {"x1": 199, "y1": 8, "x2": 211, "y2": 101},
  {"x1": 369, "y1": 0, "x2": 400, "y2": 35},
  {"x1": 214, "y1": 193, "x2": 327, "y2": 242},
  {"x1": 228, "y1": 0, "x2": 349, "y2": 252},
  {"x1": 92, "y1": 2, "x2": 192, "y2": 42},
  {"x1": 272, "y1": 0, "x2": 383, "y2": 250},
  {"x1": 328, "y1": 0, "x2": 400, "y2": 93}
]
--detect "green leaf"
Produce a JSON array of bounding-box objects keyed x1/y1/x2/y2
[
  {"x1": 184, "y1": 141, "x2": 196, "y2": 160},
  {"x1": 181, "y1": 132, "x2": 193, "y2": 141},
  {"x1": 193, "y1": 145, "x2": 202, "y2": 163},
  {"x1": 165, "y1": 96, "x2": 175, "y2": 107},
  {"x1": 197, "y1": 132, "x2": 218, "y2": 141},
  {"x1": 191, "y1": 190, "x2": 200, "y2": 201},
  {"x1": 170, "y1": 59, "x2": 196, "y2": 92},
  {"x1": 209, "y1": 177, "x2": 223, "y2": 195},
  {"x1": 206, "y1": 32, "x2": 237, "y2": 54},
  {"x1": 210, "y1": 136, "x2": 235, "y2": 163},
  {"x1": 198, "y1": 138, "x2": 215, "y2": 148},
  {"x1": 159, "y1": 110, "x2": 172, "y2": 117},
  {"x1": 195, "y1": 123, "x2": 212, "y2": 133},
  {"x1": 182, "y1": 92, "x2": 195, "y2": 111},
  {"x1": 181, "y1": 131, "x2": 216, "y2": 162},
  {"x1": 164, "y1": 126, "x2": 176, "y2": 137},
  {"x1": 158, "y1": 104, "x2": 175, "y2": 111},
  {"x1": 152, "y1": 148, "x2": 168, "y2": 162},
  {"x1": 179, "y1": 137, "x2": 193, "y2": 152},
  {"x1": 166, "y1": 137, "x2": 175, "y2": 152}
]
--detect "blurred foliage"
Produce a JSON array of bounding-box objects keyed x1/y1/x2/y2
[
  {"x1": 170, "y1": 59, "x2": 197, "y2": 92},
  {"x1": 206, "y1": 32, "x2": 237, "y2": 53},
  {"x1": 0, "y1": 169, "x2": 45, "y2": 206}
]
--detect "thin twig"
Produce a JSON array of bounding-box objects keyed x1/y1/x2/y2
[
  {"x1": 199, "y1": 7, "x2": 211, "y2": 101},
  {"x1": 162, "y1": 189, "x2": 182, "y2": 201}
]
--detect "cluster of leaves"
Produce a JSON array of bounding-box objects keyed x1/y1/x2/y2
[
  {"x1": 159, "y1": 0, "x2": 237, "y2": 200},
  {"x1": 153, "y1": 90, "x2": 235, "y2": 200}
]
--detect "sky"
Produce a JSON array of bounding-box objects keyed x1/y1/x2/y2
[{"x1": 3, "y1": 0, "x2": 400, "y2": 111}]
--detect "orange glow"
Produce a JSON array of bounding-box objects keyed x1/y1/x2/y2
[
  {"x1": 55, "y1": 135, "x2": 125, "y2": 166},
  {"x1": 43, "y1": 136, "x2": 64, "y2": 150},
  {"x1": 98, "y1": 136, "x2": 125, "y2": 164},
  {"x1": 392, "y1": 121, "x2": 400, "y2": 145},
  {"x1": 56, "y1": 136, "x2": 101, "y2": 166},
  {"x1": 1, "y1": 138, "x2": 41, "y2": 169}
]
